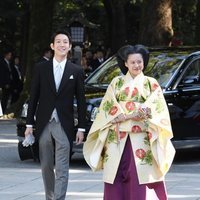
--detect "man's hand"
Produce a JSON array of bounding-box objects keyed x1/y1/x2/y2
[
  {"x1": 23, "y1": 127, "x2": 35, "y2": 147},
  {"x1": 24, "y1": 127, "x2": 33, "y2": 137},
  {"x1": 75, "y1": 131, "x2": 84, "y2": 145}
]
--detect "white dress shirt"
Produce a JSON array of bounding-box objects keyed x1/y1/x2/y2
[{"x1": 50, "y1": 58, "x2": 66, "y2": 122}]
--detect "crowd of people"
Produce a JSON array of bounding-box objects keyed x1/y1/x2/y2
[
  {"x1": 81, "y1": 48, "x2": 112, "y2": 77},
  {"x1": 0, "y1": 50, "x2": 24, "y2": 114}
]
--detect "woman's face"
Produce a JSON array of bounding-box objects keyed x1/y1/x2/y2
[{"x1": 125, "y1": 53, "x2": 144, "y2": 77}]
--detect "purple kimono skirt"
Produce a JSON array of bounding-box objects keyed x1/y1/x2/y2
[{"x1": 104, "y1": 136, "x2": 167, "y2": 200}]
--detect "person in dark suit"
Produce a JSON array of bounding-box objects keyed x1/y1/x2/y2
[
  {"x1": 91, "y1": 49, "x2": 105, "y2": 71},
  {"x1": 37, "y1": 47, "x2": 53, "y2": 63},
  {"x1": 0, "y1": 50, "x2": 13, "y2": 113},
  {"x1": 10, "y1": 56, "x2": 24, "y2": 104},
  {"x1": 24, "y1": 30, "x2": 86, "y2": 200}
]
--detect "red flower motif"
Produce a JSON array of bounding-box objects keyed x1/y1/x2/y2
[
  {"x1": 152, "y1": 83, "x2": 159, "y2": 91},
  {"x1": 131, "y1": 87, "x2": 138, "y2": 97},
  {"x1": 124, "y1": 87, "x2": 130, "y2": 96},
  {"x1": 131, "y1": 125, "x2": 142, "y2": 133},
  {"x1": 109, "y1": 106, "x2": 118, "y2": 116},
  {"x1": 135, "y1": 149, "x2": 146, "y2": 159},
  {"x1": 120, "y1": 131, "x2": 126, "y2": 139},
  {"x1": 147, "y1": 131, "x2": 152, "y2": 140},
  {"x1": 125, "y1": 101, "x2": 135, "y2": 111}
]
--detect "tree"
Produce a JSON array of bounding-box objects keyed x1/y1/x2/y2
[
  {"x1": 172, "y1": 0, "x2": 197, "y2": 45},
  {"x1": 103, "y1": 0, "x2": 129, "y2": 53},
  {"x1": 195, "y1": 0, "x2": 200, "y2": 44},
  {"x1": 0, "y1": 0, "x2": 19, "y2": 54},
  {"x1": 139, "y1": 0, "x2": 173, "y2": 46},
  {"x1": 8, "y1": 0, "x2": 55, "y2": 116}
]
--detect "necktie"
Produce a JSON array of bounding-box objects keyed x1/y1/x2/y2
[
  {"x1": 6, "y1": 61, "x2": 13, "y2": 80},
  {"x1": 55, "y1": 64, "x2": 62, "y2": 90},
  {"x1": 15, "y1": 65, "x2": 22, "y2": 80},
  {"x1": 51, "y1": 64, "x2": 63, "y2": 122}
]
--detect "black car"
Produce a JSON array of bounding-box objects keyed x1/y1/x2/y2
[{"x1": 17, "y1": 47, "x2": 200, "y2": 161}]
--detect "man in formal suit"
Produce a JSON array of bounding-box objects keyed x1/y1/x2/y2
[
  {"x1": 0, "y1": 50, "x2": 13, "y2": 113},
  {"x1": 24, "y1": 30, "x2": 86, "y2": 200},
  {"x1": 10, "y1": 56, "x2": 24, "y2": 104},
  {"x1": 37, "y1": 47, "x2": 53, "y2": 63},
  {"x1": 91, "y1": 49, "x2": 105, "y2": 71}
]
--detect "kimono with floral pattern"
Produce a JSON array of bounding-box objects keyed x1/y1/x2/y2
[{"x1": 83, "y1": 72, "x2": 175, "y2": 184}]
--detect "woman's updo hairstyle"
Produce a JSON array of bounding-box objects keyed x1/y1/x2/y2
[{"x1": 117, "y1": 44, "x2": 149, "y2": 75}]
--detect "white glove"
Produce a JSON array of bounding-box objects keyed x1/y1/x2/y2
[{"x1": 22, "y1": 134, "x2": 35, "y2": 147}]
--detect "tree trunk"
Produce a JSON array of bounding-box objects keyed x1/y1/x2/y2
[
  {"x1": 195, "y1": 0, "x2": 200, "y2": 44},
  {"x1": 139, "y1": 0, "x2": 173, "y2": 46},
  {"x1": 9, "y1": 0, "x2": 55, "y2": 116},
  {"x1": 103, "y1": 0, "x2": 128, "y2": 53}
]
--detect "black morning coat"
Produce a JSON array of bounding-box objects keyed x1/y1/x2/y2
[{"x1": 26, "y1": 59, "x2": 86, "y2": 147}]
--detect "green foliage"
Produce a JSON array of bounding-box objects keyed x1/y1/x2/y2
[{"x1": 173, "y1": 0, "x2": 198, "y2": 45}]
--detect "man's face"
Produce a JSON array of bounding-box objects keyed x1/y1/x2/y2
[
  {"x1": 5, "y1": 52, "x2": 12, "y2": 61},
  {"x1": 46, "y1": 50, "x2": 53, "y2": 59},
  {"x1": 97, "y1": 51, "x2": 103, "y2": 59},
  {"x1": 50, "y1": 34, "x2": 71, "y2": 58}
]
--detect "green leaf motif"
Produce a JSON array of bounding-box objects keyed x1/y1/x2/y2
[
  {"x1": 108, "y1": 129, "x2": 117, "y2": 143},
  {"x1": 116, "y1": 91, "x2": 127, "y2": 101},
  {"x1": 102, "y1": 100, "x2": 114, "y2": 113},
  {"x1": 140, "y1": 95, "x2": 146, "y2": 103},
  {"x1": 115, "y1": 78, "x2": 124, "y2": 90},
  {"x1": 144, "y1": 79, "x2": 151, "y2": 90},
  {"x1": 153, "y1": 99, "x2": 164, "y2": 113},
  {"x1": 132, "y1": 95, "x2": 139, "y2": 102},
  {"x1": 144, "y1": 135, "x2": 150, "y2": 146},
  {"x1": 102, "y1": 153, "x2": 108, "y2": 163},
  {"x1": 142, "y1": 150, "x2": 153, "y2": 165}
]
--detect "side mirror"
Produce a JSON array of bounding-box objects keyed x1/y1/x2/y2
[{"x1": 182, "y1": 75, "x2": 199, "y2": 84}]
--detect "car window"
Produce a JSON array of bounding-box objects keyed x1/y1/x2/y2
[
  {"x1": 86, "y1": 57, "x2": 122, "y2": 85},
  {"x1": 86, "y1": 51, "x2": 188, "y2": 88},
  {"x1": 180, "y1": 58, "x2": 200, "y2": 85},
  {"x1": 145, "y1": 58, "x2": 182, "y2": 88}
]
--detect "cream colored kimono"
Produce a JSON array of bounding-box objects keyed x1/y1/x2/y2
[{"x1": 83, "y1": 72, "x2": 175, "y2": 184}]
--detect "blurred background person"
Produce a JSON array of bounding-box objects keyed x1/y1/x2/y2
[
  {"x1": 81, "y1": 55, "x2": 92, "y2": 78},
  {"x1": 0, "y1": 49, "x2": 13, "y2": 113},
  {"x1": 10, "y1": 56, "x2": 24, "y2": 104},
  {"x1": 37, "y1": 47, "x2": 53, "y2": 63},
  {"x1": 91, "y1": 49, "x2": 105, "y2": 71}
]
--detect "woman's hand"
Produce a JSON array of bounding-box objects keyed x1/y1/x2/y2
[
  {"x1": 126, "y1": 113, "x2": 141, "y2": 121},
  {"x1": 126, "y1": 106, "x2": 152, "y2": 121},
  {"x1": 138, "y1": 106, "x2": 152, "y2": 119},
  {"x1": 111, "y1": 113, "x2": 127, "y2": 124}
]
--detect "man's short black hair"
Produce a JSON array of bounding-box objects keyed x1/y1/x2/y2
[
  {"x1": 50, "y1": 29, "x2": 72, "y2": 44},
  {"x1": 43, "y1": 47, "x2": 52, "y2": 54},
  {"x1": 3, "y1": 49, "x2": 12, "y2": 56}
]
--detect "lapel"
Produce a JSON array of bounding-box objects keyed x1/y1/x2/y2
[
  {"x1": 47, "y1": 61, "x2": 56, "y2": 93},
  {"x1": 57, "y1": 60, "x2": 71, "y2": 94},
  {"x1": 47, "y1": 60, "x2": 72, "y2": 94}
]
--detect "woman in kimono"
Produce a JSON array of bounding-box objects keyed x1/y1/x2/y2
[{"x1": 83, "y1": 45, "x2": 175, "y2": 200}]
